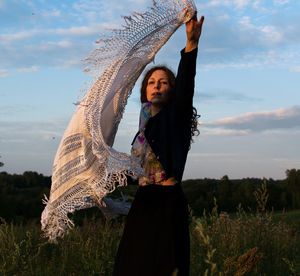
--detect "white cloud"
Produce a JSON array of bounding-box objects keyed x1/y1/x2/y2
[
  {"x1": 0, "y1": 0, "x2": 5, "y2": 8},
  {"x1": 197, "y1": 5, "x2": 300, "y2": 69},
  {"x1": 199, "y1": 89, "x2": 260, "y2": 103},
  {"x1": 201, "y1": 128, "x2": 251, "y2": 136},
  {"x1": 0, "y1": 105, "x2": 36, "y2": 116},
  {"x1": 37, "y1": 40, "x2": 73, "y2": 51},
  {"x1": 51, "y1": 24, "x2": 107, "y2": 36},
  {"x1": 260, "y1": 25, "x2": 283, "y2": 44},
  {"x1": 0, "y1": 24, "x2": 108, "y2": 44},
  {"x1": 239, "y1": 16, "x2": 255, "y2": 30},
  {"x1": 205, "y1": 106, "x2": 300, "y2": 134},
  {"x1": 0, "y1": 0, "x2": 299, "y2": 71},
  {"x1": 200, "y1": 0, "x2": 250, "y2": 9},
  {"x1": 57, "y1": 59, "x2": 82, "y2": 69},
  {"x1": 0, "y1": 119, "x2": 67, "y2": 141},
  {"x1": 40, "y1": 9, "x2": 61, "y2": 18},
  {"x1": 0, "y1": 30, "x2": 39, "y2": 43},
  {"x1": 290, "y1": 66, "x2": 300, "y2": 73},
  {"x1": 238, "y1": 16, "x2": 284, "y2": 45},
  {"x1": 0, "y1": 69, "x2": 9, "y2": 77},
  {"x1": 274, "y1": 0, "x2": 289, "y2": 5},
  {"x1": 202, "y1": 47, "x2": 300, "y2": 70},
  {"x1": 0, "y1": 119, "x2": 68, "y2": 175},
  {"x1": 234, "y1": 0, "x2": 250, "y2": 9},
  {"x1": 17, "y1": 66, "x2": 39, "y2": 73}
]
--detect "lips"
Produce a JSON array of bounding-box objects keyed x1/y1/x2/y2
[
  {"x1": 149, "y1": 91, "x2": 168, "y2": 104},
  {"x1": 151, "y1": 92, "x2": 162, "y2": 98}
]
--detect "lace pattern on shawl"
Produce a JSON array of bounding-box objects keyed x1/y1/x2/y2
[{"x1": 41, "y1": 0, "x2": 196, "y2": 241}]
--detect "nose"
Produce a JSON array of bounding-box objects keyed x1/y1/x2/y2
[{"x1": 154, "y1": 81, "x2": 161, "y2": 89}]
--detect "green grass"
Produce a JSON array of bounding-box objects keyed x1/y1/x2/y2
[
  {"x1": 0, "y1": 218, "x2": 123, "y2": 275},
  {"x1": 0, "y1": 209, "x2": 299, "y2": 276},
  {"x1": 272, "y1": 209, "x2": 300, "y2": 229},
  {"x1": 0, "y1": 183, "x2": 299, "y2": 275},
  {"x1": 190, "y1": 209, "x2": 300, "y2": 275}
]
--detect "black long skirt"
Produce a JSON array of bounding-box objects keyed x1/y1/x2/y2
[{"x1": 113, "y1": 184, "x2": 190, "y2": 276}]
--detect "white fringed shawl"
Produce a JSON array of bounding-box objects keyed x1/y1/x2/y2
[{"x1": 41, "y1": 0, "x2": 197, "y2": 241}]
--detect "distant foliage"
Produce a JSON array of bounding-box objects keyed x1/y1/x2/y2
[
  {"x1": 183, "y1": 170, "x2": 300, "y2": 217},
  {"x1": 0, "y1": 169, "x2": 300, "y2": 222},
  {"x1": 0, "y1": 171, "x2": 51, "y2": 223},
  {"x1": 285, "y1": 169, "x2": 300, "y2": 209}
]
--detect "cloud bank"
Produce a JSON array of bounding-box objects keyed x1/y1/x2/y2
[
  {"x1": 204, "y1": 105, "x2": 300, "y2": 135},
  {"x1": 0, "y1": 0, "x2": 299, "y2": 73}
]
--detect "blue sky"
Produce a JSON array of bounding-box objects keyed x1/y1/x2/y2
[{"x1": 1, "y1": 0, "x2": 300, "y2": 179}]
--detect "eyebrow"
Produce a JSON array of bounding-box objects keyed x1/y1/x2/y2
[{"x1": 148, "y1": 77, "x2": 169, "y2": 81}]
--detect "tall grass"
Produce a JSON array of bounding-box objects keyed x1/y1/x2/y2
[
  {"x1": 190, "y1": 182, "x2": 300, "y2": 275},
  {"x1": 0, "y1": 218, "x2": 123, "y2": 275},
  {"x1": 0, "y1": 182, "x2": 299, "y2": 275}
]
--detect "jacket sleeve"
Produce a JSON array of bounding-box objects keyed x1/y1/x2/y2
[{"x1": 173, "y1": 47, "x2": 198, "y2": 115}]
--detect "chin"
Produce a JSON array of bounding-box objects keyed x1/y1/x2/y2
[
  {"x1": 151, "y1": 97, "x2": 168, "y2": 105},
  {"x1": 151, "y1": 98, "x2": 162, "y2": 104}
]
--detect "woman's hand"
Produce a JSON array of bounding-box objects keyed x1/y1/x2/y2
[{"x1": 185, "y1": 14, "x2": 205, "y2": 52}]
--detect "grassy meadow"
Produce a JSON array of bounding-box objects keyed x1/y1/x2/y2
[{"x1": 0, "y1": 184, "x2": 299, "y2": 275}]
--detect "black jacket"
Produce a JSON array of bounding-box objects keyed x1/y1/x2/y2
[{"x1": 138, "y1": 47, "x2": 198, "y2": 183}]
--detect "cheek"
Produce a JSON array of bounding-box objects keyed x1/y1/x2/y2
[
  {"x1": 146, "y1": 87, "x2": 152, "y2": 101},
  {"x1": 162, "y1": 85, "x2": 171, "y2": 93}
]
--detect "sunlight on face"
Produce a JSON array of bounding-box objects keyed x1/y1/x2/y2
[{"x1": 146, "y1": 70, "x2": 171, "y2": 105}]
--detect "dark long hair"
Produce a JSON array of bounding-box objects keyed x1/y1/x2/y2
[{"x1": 140, "y1": 65, "x2": 200, "y2": 140}]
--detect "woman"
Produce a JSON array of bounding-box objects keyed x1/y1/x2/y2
[{"x1": 113, "y1": 14, "x2": 204, "y2": 276}]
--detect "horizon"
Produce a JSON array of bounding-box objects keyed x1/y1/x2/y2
[{"x1": 0, "y1": 167, "x2": 293, "y2": 181}]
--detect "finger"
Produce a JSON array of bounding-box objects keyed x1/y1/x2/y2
[
  {"x1": 182, "y1": 7, "x2": 189, "y2": 18},
  {"x1": 192, "y1": 10, "x2": 197, "y2": 21},
  {"x1": 186, "y1": 11, "x2": 197, "y2": 24},
  {"x1": 198, "y1": 15, "x2": 205, "y2": 26}
]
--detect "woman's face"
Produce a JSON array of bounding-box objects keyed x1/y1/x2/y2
[{"x1": 146, "y1": 69, "x2": 171, "y2": 105}]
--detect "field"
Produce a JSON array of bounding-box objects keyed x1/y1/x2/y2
[
  {"x1": 0, "y1": 212, "x2": 299, "y2": 275},
  {"x1": 0, "y1": 184, "x2": 299, "y2": 275}
]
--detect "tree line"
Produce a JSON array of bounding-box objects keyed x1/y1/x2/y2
[
  {"x1": 0, "y1": 169, "x2": 299, "y2": 222},
  {"x1": 183, "y1": 169, "x2": 300, "y2": 217}
]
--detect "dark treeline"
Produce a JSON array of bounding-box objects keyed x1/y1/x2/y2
[
  {"x1": 0, "y1": 171, "x2": 51, "y2": 223},
  {"x1": 0, "y1": 169, "x2": 299, "y2": 222},
  {"x1": 183, "y1": 169, "x2": 300, "y2": 217}
]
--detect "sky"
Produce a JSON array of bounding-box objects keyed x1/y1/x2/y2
[{"x1": 0, "y1": 0, "x2": 300, "y2": 180}]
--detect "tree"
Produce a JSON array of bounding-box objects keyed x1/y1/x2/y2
[
  {"x1": 218, "y1": 175, "x2": 233, "y2": 211},
  {"x1": 285, "y1": 169, "x2": 300, "y2": 209}
]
